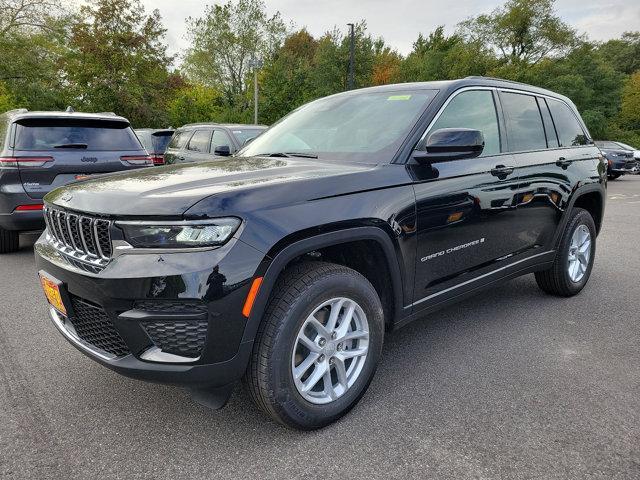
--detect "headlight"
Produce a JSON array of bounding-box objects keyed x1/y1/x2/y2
[{"x1": 118, "y1": 218, "x2": 241, "y2": 248}]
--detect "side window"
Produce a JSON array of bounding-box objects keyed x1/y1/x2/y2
[
  {"x1": 168, "y1": 131, "x2": 189, "y2": 149},
  {"x1": 500, "y1": 92, "x2": 547, "y2": 151},
  {"x1": 547, "y1": 99, "x2": 588, "y2": 147},
  {"x1": 538, "y1": 98, "x2": 559, "y2": 148},
  {"x1": 430, "y1": 90, "x2": 500, "y2": 156},
  {"x1": 187, "y1": 130, "x2": 212, "y2": 153},
  {"x1": 211, "y1": 130, "x2": 233, "y2": 153}
]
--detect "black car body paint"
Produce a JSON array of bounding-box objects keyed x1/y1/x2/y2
[{"x1": 34, "y1": 78, "x2": 606, "y2": 406}]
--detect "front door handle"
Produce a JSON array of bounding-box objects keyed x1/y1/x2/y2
[
  {"x1": 556, "y1": 157, "x2": 572, "y2": 168},
  {"x1": 491, "y1": 165, "x2": 515, "y2": 177}
]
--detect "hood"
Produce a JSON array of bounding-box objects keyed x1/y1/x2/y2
[{"x1": 44, "y1": 156, "x2": 380, "y2": 217}]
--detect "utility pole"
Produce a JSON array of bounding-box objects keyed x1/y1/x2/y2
[
  {"x1": 249, "y1": 57, "x2": 263, "y2": 124},
  {"x1": 347, "y1": 23, "x2": 355, "y2": 90}
]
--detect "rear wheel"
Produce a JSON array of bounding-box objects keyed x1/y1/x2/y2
[
  {"x1": 0, "y1": 228, "x2": 19, "y2": 254},
  {"x1": 244, "y1": 261, "x2": 384, "y2": 430},
  {"x1": 535, "y1": 208, "x2": 596, "y2": 297}
]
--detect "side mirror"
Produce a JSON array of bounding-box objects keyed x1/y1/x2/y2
[
  {"x1": 413, "y1": 128, "x2": 484, "y2": 164},
  {"x1": 214, "y1": 145, "x2": 231, "y2": 157}
]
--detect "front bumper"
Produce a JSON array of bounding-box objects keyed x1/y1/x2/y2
[{"x1": 35, "y1": 233, "x2": 265, "y2": 389}]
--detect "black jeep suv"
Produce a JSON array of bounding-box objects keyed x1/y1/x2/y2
[
  {"x1": 0, "y1": 109, "x2": 151, "y2": 253},
  {"x1": 34, "y1": 78, "x2": 606, "y2": 429}
]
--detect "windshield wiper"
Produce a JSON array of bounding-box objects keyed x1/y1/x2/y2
[
  {"x1": 259, "y1": 152, "x2": 318, "y2": 159},
  {"x1": 53, "y1": 143, "x2": 88, "y2": 149}
]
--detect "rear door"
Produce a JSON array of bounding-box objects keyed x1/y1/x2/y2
[{"x1": 13, "y1": 117, "x2": 147, "y2": 199}]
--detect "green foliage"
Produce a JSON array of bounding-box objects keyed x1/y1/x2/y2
[
  {"x1": 0, "y1": 0, "x2": 71, "y2": 111},
  {"x1": 459, "y1": 0, "x2": 578, "y2": 64},
  {"x1": 63, "y1": 0, "x2": 176, "y2": 127},
  {"x1": 167, "y1": 84, "x2": 225, "y2": 127},
  {"x1": 618, "y1": 72, "x2": 640, "y2": 132},
  {"x1": 0, "y1": 81, "x2": 16, "y2": 111},
  {"x1": 183, "y1": 0, "x2": 287, "y2": 106}
]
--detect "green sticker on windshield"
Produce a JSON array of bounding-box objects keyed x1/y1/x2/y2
[{"x1": 387, "y1": 95, "x2": 412, "y2": 101}]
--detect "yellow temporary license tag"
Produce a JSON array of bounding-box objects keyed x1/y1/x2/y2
[
  {"x1": 387, "y1": 95, "x2": 412, "y2": 101},
  {"x1": 40, "y1": 273, "x2": 67, "y2": 316}
]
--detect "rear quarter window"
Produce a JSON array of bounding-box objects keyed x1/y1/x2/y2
[
  {"x1": 546, "y1": 99, "x2": 589, "y2": 147},
  {"x1": 15, "y1": 118, "x2": 142, "y2": 151}
]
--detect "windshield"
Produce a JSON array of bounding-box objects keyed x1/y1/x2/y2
[
  {"x1": 231, "y1": 128, "x2": 266, "y2": 146},
  {"x1": 15, "y1": 119, "x2": 142, "y2": 151},
  {"x1": 239, "y1": 89, "x2": 437, "y2": 163}
]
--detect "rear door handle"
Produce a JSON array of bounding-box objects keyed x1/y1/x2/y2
[
  {"x1": 556, "y1": 157, "x2": 572, "y2": 168},
  {"x1": 491, "y1": 165, "x2": 515, "y2": 177}
]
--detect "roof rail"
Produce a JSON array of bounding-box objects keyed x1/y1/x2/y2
[
  {"x1": 97, "y1": 112, "x2": 118, "y2": 116},
  {"x1": 464, "y1": 76, "x2": 530, "y2": 87}
]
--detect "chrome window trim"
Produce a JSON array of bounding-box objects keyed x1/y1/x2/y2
[{"x1": 417, "y1": 85, "x2": 594, "y2": 156}]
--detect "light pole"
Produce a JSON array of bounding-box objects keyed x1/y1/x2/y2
[
  {"x1": 347, "y1": 23, "x2": 355, "y2": 90},
  {"x1": 248, "y1": 57, "x2": 263, "y2": 124}
]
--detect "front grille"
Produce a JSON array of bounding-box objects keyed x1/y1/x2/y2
[
  {"x1": 69, "y1": 296, "x2": 129, "y2": 357},
  {"x1": 142, "y1": 320, "x2": 208, "y2": 358},
  {"x1": 44, "y1": 206, "x2": 113, "y2": 269}
]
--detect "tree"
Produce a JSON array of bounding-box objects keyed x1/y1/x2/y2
[
  {"x1": 598, "y1": 32, "x2": 640, "y2": 75},
  {"x1": 64, "y1": 0, "x2": 175, "y2": 127},
  {"x1": 399, "y1": 27, "x2": 496, "y2": 82},
  {"x1": 459, "y1": 0, "x2": 578, "y2": 65},
  {"x1": 259, "y1": 29, "x2": 318, "y2": 123},
  {"x1": 618, "y1": 71, "x2": 640, "y2": 131},
  {"x1": 183, "y1": 0, "x2": 287, "y2": 104},
  {"x1": 167, "y1": 84, "x2": 225, "y2": 127},
  {"x1": 0, "y1": 0, "x2": 71, "y2": 111}
]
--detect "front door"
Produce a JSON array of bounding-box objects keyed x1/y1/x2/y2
[{"x1": 411, "y1": 88, "x2": 525, "y2": 307}]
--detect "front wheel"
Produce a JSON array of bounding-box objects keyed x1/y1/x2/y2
[
  {"x1": 535, "y1": 208, "x2": 596, "y2": 296},
  {"x1": 244, "y1": 261, "x2": 384, "y2": 430}
]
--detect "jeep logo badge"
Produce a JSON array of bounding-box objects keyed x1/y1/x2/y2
[
  {"x1": 81, "y1": 156, "x2": 98, "y2": 163},
  {"x1": 61, "y1": 193, "x2": 73, "y2": 202}
]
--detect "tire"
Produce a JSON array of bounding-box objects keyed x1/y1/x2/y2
[
  {"x1": 244, "y1": 261, "x2": 384, "y2": 430},
  {"x1": 0, "y1": 228, "x2": 19, "y2": 254},
  {"x1": 535, "y1": 208, "x2": 596, "y2": 297}
]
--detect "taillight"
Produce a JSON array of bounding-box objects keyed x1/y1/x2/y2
[
  {"x1": 151, "y1": 155, "x2": 165, "y2": 166},
  {"x1": 0, "y1": 156, "x2": 53, "y2": 168},
  {"x1": 14, "y1": 204, "x2": 44, "y2": 212},
  {"x1": 121, "y1": 155, "x2": 153, "y2": 167}
]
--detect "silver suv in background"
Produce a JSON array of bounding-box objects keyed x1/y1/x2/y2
[
  {"x1": 164, "y1": 123, "x2": 267, "y2": 165},
  {"x1": 0, "y1": 109, "x2": 152, "y2": 253}
]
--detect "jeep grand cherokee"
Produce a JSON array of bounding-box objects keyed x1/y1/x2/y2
[
  {"x1": 0, "y1": 109, "x2": 152, "y2": 253},
  {"x1": 34, "y1": 77, "x2": 606, "y2": 430}
]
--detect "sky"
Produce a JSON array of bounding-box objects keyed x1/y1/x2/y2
[{"x1": 139, "y1": 0, "x2": 640, "y2": 60}]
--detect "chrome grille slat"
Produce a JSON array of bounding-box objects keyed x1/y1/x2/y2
[{"x1": 44, "y1": 206, "x2": 113, "y2": 271}]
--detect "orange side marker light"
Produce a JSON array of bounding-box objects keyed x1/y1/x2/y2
[{"x1": 242, "y1": 277, "x2": 263, "y2": 318}]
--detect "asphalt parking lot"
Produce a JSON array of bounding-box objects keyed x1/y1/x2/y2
[{"x1": 1, "y1": 177, "x2": 639, "y2": 480}]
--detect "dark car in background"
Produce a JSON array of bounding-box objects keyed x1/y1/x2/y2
[
  {"x1": 595, "y1": 141, "x2": 638, "y2": 179},
  {"x1": 164, "y1": 123, "x2": 267, "y2": 164},
  {"x1": 0, "y1": 109, "x2": 152, "y2": 253},
  {"x1": 135, "y1": 128, "x2": 175, "y2": 166}
]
